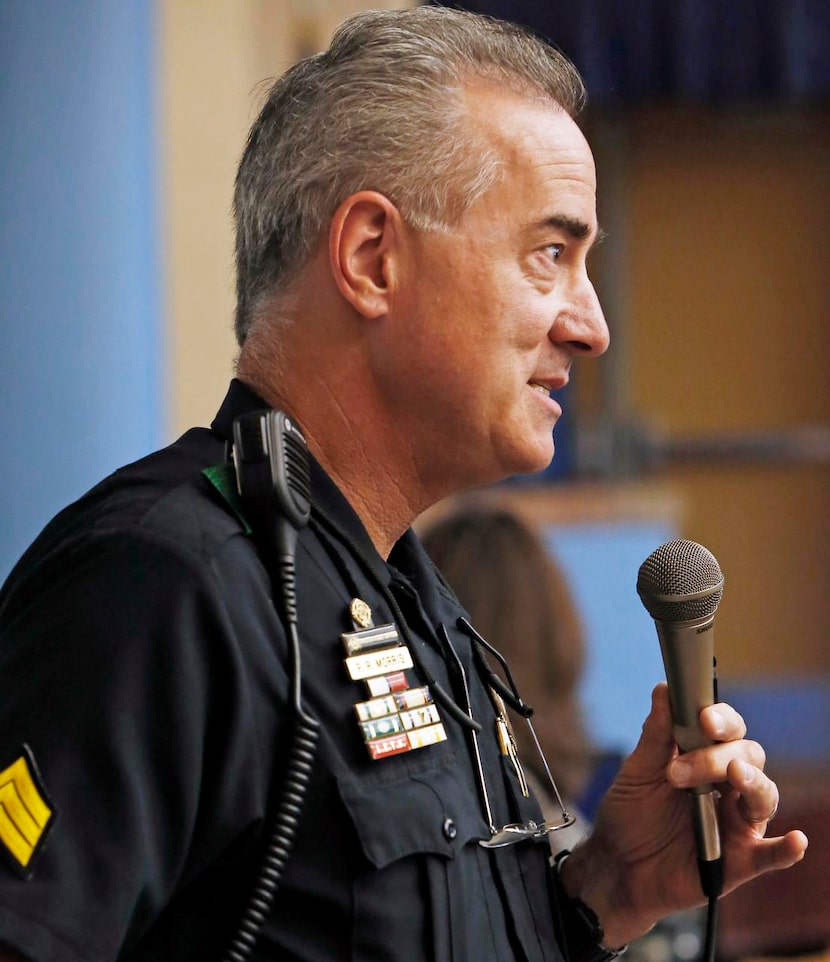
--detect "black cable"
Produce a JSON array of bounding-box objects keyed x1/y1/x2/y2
[
  {"x1": 702, "y1": 894, "x2": 719, "y2": 962},
  {"x1": 224, "y1": 410, "x2": 318, "y2": 962},
  {"x1": 222, "y1": 564, "x2": 320, "y2": 962},
  {"x1": 696, "y1": 832, "x2": 722, "y2": 962},
  {"x1": 458, "y1": 617, "x2": 535, "y2": 719}
]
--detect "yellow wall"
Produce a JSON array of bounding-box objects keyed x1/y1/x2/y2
[
  {"x1": 158, "y1": 0, "x2": 414, "y2": 437},
  {"x1": 618, "y1": 107, "x2": 829, "y2": 678}
]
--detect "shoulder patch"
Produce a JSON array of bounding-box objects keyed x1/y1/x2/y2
[{"x1": 0, "y1": 745, "x2": 56, "y2": 879}]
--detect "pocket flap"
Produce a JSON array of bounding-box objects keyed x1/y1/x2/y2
[{"x1": 337, "y1": 753, "x2": 487, "y2": 869}]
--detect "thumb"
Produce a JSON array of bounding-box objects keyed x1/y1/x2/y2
[{"x1": 629, "y1": 683, "x2": 677, "y2": 770}]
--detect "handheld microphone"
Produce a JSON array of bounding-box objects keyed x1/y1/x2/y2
[{"x1": 636, "y1": 539, "x2": 725, "y2": 899}]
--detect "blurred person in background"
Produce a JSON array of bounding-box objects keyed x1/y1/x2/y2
[{"x1": 421, "y1": 505, "x2": 605, "y2": 836}]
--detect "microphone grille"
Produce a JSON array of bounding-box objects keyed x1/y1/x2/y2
[{"x1": 637, "y1": 539, "x2": 724, "y2": 622}]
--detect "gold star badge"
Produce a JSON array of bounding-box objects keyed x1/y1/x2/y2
[{"x1": 0, "y1": 745, "x2": 56, "y2": 878}]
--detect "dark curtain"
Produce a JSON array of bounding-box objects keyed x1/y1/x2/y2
[{"x1": 432, "y1": 1, "x2": 830, "y2": 106}]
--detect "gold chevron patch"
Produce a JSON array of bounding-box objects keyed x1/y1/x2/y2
[{"x1": 0, "y1": 746, "x2": 55, "y2": 878}]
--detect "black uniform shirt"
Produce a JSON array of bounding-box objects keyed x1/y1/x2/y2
[{"x1": 0, "y1": 380, "x2": 564, "y2": 962}]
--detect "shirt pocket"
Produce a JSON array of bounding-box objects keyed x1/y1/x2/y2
[
  {"x1": 337, "y1": 751, "x2": 484, "y2": 867},
  {"x1": 336, "y1": 751, "x2": 491, "y2": 962}
]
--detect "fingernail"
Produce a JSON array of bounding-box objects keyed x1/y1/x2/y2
[
  {"x1": 739, "y1": 759, "x2": 755, "y2": 782},
  {"x1": 710, "y1": 709, "x2": 726, "y2": 738}
]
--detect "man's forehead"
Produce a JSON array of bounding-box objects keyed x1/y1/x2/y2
[
  {"x1": 463, "y1": 82, "x2": 584, "y2": 140},
  {"x1": 465, "y1": 87, "x2": 594, "y2": 179}
]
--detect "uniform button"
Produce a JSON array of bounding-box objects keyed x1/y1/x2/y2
[{"x1": 442, "y1": 816, "x2": 458, "y2": 841}]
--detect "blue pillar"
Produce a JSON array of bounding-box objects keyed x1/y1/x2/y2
[{"x1": 0, "y1": 1, "x2": 162, "y2": 580}]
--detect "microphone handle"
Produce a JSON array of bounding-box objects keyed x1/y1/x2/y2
[{"x1": 654, "y1": 614, "x2": 724, "y2": 898}]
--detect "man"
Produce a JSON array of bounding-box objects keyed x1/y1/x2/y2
[{"x1": 0, "y1": 7, "x2": 806, "y2": 960}]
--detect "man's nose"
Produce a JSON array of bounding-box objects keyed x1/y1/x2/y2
[{"x1": 551, "y1": 275, "x2": 610, "y2": 357}]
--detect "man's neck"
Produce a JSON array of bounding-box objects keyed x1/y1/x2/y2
[{"x1": 237, "y1": 347, "x2": 426, "y2": 561}]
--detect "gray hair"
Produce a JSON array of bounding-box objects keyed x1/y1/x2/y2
[{"x1": 233, "y1": 6, "x2": 586, "y2": 344}]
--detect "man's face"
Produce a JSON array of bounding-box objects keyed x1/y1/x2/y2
[{"x1": 374, "y1": 86, "x2": 609, "y2": 495}]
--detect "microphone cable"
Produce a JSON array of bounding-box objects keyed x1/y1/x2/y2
[{"x1": 703, "y1": 894, "x2": 719, "y2": 962}]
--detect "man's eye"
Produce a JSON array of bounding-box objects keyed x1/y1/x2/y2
[{"x1": 546, "y1": 244, "x2": 563, "y2": 262}]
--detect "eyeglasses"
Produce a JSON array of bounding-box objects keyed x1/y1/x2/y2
[{"x1": 440, "y1": 618, "x2": 576, "y2": 849}]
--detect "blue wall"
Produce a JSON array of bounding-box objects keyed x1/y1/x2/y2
[
  {"x1": 545, "y1": 521, "x2": 675, "y2": 755},
  {"x1": 0, "y1": 1, "x2": 162, "y2": 580}
]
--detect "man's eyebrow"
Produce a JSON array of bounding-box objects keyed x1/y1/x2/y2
[{"x1": 540, "y1": 214, "x2": 608, "y2": 250}]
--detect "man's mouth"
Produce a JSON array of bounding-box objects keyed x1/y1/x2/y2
[{"x1": 529, "y1": 382, "x2": 551, "y2": 397}]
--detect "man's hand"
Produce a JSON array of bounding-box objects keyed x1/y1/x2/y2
[{"x1": 561, "y1": 682, "x2": 809, "y2": 949}]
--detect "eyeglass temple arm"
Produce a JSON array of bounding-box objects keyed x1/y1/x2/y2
[
  {"x1": 458, "y1": 617, "x2": 534, "y2": 719},
  {"x1": 458, "y1": 618, "x2": 572, "y2": 818}
]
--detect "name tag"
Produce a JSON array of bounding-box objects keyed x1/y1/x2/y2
[{"x1": 345, "y1": 645, "x2": 414, "y2": 680}]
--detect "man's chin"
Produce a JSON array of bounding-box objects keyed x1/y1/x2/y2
[{"x1": 503, "y1": 438, "x2": 556, "y2": 480}]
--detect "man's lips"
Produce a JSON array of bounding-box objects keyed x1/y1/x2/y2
[
  {"x1": 528, "y1": 374, "x2": 568, "y2": 397},
  {"x1": 528, "y1": 381, "x2": 563, "y2": 419}
]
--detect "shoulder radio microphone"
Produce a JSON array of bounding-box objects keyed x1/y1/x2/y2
[
  {"x1": 636, "y1": 538, "x2": 725, "y2": 901},
  {"x1": 227, "y1": 409, "x2": 318, "y2": 962}
]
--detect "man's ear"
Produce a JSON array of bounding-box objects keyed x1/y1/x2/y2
[{"x1": 329, "y1": 191, "x2": 403, "y2": 319}]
